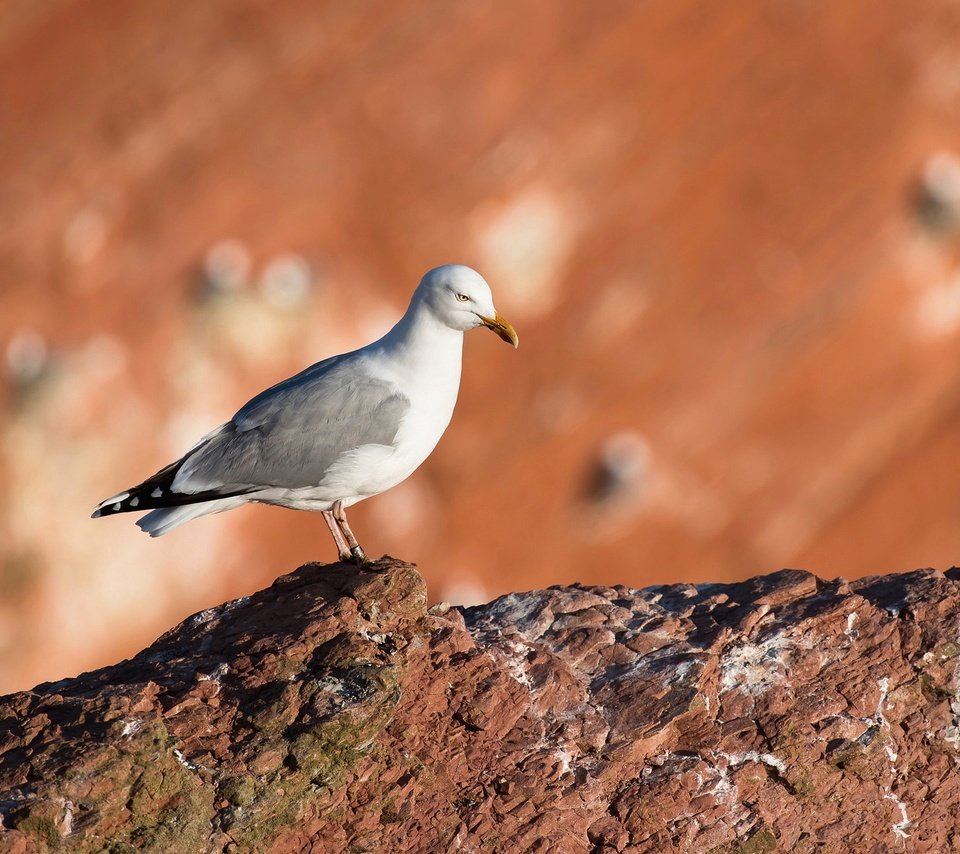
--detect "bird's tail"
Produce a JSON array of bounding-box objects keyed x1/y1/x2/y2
[
  {"x1": 135, "y1": 496, "x2": 250, "y2": 537},
  {"x1": 91, "y1": 458, "x2": 188, "y2": 519},
  {"x1": 92, "y1": 450, "x2": 256, "y2": 533}
]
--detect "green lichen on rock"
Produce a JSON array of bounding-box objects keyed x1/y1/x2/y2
[
  {"x1": 296, "y1": 720, "x2": 365, "y2": 780},
  {"x1": 14, "y1": 813, "x2": 60, "y2": 847},
  {"x1": 709, "y1": 828, "x2": 777, "y2": 854},
  {"x1": 827, "y1": 740, "x2": 869, "y2": 775},
  {"x1": 220, "y1": 774, "x2": 256, "y2": 807},
  {"x1": 248, "y1": 681, "x2": 303, "y2": 737},
  {"x1": 360, "y1": 565, "x2": 429, "y2": 622},
  {"x1": 219, "y1": 651, "x2": 407, "y2": 849},
  {"x1": 97, "y1": 720, "x2": 213, "y2": 852},
  {"x1": 8, "y1": 717, "x2": 215, "y2": 853},
  {"x1": 785, "y1": 772, "x2": 814, "y2": 797},
  {"x1": 934, "y1": 641, "x2": 960, "y2": 662},
  {"x1": 125, "y1": 757, "x2": 211, "y2": 850}
]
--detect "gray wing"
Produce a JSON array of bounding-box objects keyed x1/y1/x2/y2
[{"x1": 173, "y1": 353, "x2": 410, "y2": 493}]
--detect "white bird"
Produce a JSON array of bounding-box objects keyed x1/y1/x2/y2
[{"x1": 92, "y1": 264, "x2": 518, "y2": 563}]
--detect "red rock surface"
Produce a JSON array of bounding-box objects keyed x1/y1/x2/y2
[
  {"x1": 2, "y1": 559, "x2": 959, "y2": 852},
  {"x1": 6, "y1": 1, "x2": 960, "y2": 696}
]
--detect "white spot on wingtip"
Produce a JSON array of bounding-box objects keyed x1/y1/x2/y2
[
  {"x1": 112, "y1": 503, "x2": 121, "y2": 512},
  {"x1": 151, "y1": 488, "x2": 163, "y2": 498},
  {"x1": 130, "y1": 497, "x2": 139, "y2": 507}
]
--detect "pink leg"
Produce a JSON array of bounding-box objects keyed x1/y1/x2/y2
[
  {"x1": 332, "y1": 500, "x2": 366, "y2": 564},
  {"x1": 322, "y1": 510, "x2": 352, "y2": 561}
]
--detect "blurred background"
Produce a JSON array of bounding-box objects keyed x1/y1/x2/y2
[{"x1": 3, "y1": 0, "x2": 960, "y2": 693}]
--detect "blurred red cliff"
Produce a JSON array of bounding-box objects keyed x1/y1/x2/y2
[{"x1": 3, "y1": 0, "x2": 960, "y2": 692}]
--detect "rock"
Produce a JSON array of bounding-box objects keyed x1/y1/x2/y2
[{"x1": 1, "y1": 559, "x2": 959, "y2": 852}]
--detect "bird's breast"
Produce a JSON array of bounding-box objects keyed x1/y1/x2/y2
[
  {"x1": 353, "y1": 333, "x2": 463, "y2": 494},
  {"x1": 390, "y1": 370, "x2": 460, "y2": 469}
]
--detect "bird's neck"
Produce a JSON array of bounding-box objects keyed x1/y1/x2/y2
[{"x1": 379, "y1": 298, "x2": 464, "y2": 377}]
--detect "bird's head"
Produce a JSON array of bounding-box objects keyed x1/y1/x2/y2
[{"x1": 415, "y1": 264, "x2": 519, "y2": 347}]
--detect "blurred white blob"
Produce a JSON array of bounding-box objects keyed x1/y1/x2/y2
[
  {"x1": 474, "y1": 187, "x2": 577, "y2": 320},
  {"x1": 202, "y1": 239, "x2": 252, "y2": 294},
  {"x1": 438, "y1": 574, "x2": 489, "y2": 607},
  {"x1": 915, "y1": 269, "x2": 960, "y2": 338},
  {"x1": 916, "y1": 150, "x2": 960, "y2": 233},
  {"x1": 63, "y1": 205, "x2": 108, "y2": 264},
  {"x1": 586, "y1": 430, "x2": 651, "y2": 506},
  {"x1": 259, "y1": 252, "x2": 314, "y2": 309},
  {"x1": 5, "y1": 330, "x2": 49, "y2": 388}
]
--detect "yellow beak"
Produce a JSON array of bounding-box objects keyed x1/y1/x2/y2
[{"x1": 478, "y1": 312, "x2": 519, "y2": 348}]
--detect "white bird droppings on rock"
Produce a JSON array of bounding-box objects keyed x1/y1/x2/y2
[{"x1": 720, "y1": 633, "x2": 793, "y2": 695}]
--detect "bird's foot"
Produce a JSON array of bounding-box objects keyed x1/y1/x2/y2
[{"x1": 349, "y1": 545, "x2": 367, "y2": 565}]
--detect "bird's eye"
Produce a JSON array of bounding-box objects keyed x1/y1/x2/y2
[{"x1": 455, "y1": 293, "x2": 470, "y2": 302}]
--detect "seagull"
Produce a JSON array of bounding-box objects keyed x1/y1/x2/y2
[{"x1": 92, "y1": 264, "x2": 518, "y2": 563}]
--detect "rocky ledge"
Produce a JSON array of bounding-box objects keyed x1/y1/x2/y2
[{"x1": 1, "y1": 560, "x2": 959, "y2": 853}]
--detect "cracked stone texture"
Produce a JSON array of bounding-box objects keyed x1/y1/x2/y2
[{"x1": 1, "y1": 558, "x2": 960, "y2": 853}]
